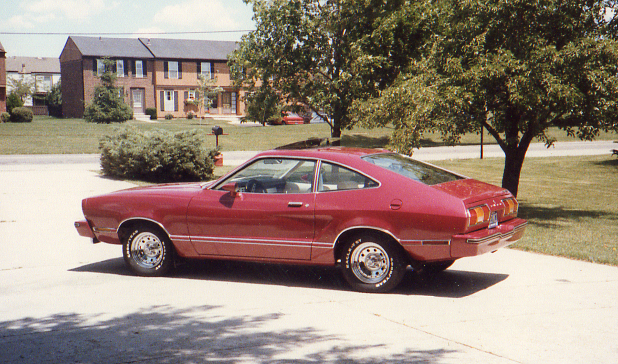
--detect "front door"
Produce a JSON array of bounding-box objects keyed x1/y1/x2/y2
[
  {"x1": 164, "y1": 90, "x2": 175, "y2": 112},
  {"x1": 131, "y1": 89, "x2": 144, "y2": 113},
  {"x1": 187, "y1": 158, "x2": 317, "y2": 260}
]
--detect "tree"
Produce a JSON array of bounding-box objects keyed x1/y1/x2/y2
[
  {"x1": 230, "y1": 0, "x2": 428, "y2": 137},
  {"x1": 46, "y1": 81, "x2": 62, "y2": 118},
  {"x1": 7, "y1": 76, "x2": 34, "y2": 103},
  {"x1": 84, "y1": 59, "x2": 133, "y2": 123},
  {"x1": 195, "y1": 74, "x2": 223, "y2": 116},
  {"x1": 353, "y1": 0, "x2": 618, "y2": 196},
  {"x1": 242, "y1": 84, "x2": 282, "y2": 125}
]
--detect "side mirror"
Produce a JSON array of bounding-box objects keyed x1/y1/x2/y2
[{"x1": 221, "y1": 182, "x2": 239, "y2": 197}]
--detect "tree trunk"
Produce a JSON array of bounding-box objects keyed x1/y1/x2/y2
[
  {"x1": 331, "y1": 124, "x2": 342, "y2": 138},
  {"x1": 501, "y1": 148, "x2": 526, "y2": 197},
  {"x1": 500, "y1": 126, "x2": 534, "y2": 197}
]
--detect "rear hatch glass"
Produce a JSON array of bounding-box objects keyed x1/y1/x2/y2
[{"x1": 362, "y1": 153, "x2": 463, "y2": 186}]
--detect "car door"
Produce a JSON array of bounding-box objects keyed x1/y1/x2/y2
[{"x1": 186, "y1": 158, "x2": 317, "y2": 260}]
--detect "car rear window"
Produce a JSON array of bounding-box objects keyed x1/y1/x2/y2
[{"x1": 362, "y1": 153, "x2": 464, "y2": 185}]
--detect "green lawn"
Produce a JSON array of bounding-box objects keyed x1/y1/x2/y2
[
  {"x1": 2, "y1": 116, "x2": 617, "y2": 266},
  {"x1": 1, "y1": 116, "x2": 616, "y2": 154},
  {"x1": 434, "y1": 156, "x2": 618, "y2": 266}
]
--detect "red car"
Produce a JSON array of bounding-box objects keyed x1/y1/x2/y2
[
  {"x1": 75, "y1": 147, "x2": 527, "y2": 293},
  {"x1": 275, "y1": 112, "x2": 308, "y2": 125}
]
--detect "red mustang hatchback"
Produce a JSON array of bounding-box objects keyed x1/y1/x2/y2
[{"x1": 75, "y1": 147, "x2": 526, "y2": 292}]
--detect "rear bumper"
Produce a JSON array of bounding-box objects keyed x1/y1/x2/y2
[
  {"x1": 74, "y1": 220, "x2": 100, "y2": 243},
  {"x1": 451, "y1": 218, "x2": 527, "y2": 258}
]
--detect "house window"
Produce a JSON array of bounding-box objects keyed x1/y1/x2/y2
[
  {"x1": 135, "y1": 60, "x2": 144, "y2": 78},
  {"x1": 96, "y1": 59, "x2": 105, "y2": 76},
  {"x1": 187, "y1": 90, "x2": 196, "y2": 101},
  {"x1": 200, "y1": 62, "x2": 211, "y2": 79},
  {"x1": 168, "y1": 61, "x2": 179, "y2": 79},
  {"x1": 116, "y1": 60, "x2": 124, "y2": 77}
]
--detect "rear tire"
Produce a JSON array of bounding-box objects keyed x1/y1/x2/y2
[
  {"x1": 340, "y1": 233, "x2": 406, "y2": 293},
  {"x1": 123, "y1": 225, "x2": 174, "y2": 277}
]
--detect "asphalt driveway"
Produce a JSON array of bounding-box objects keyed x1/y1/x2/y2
[{"x1": 0, "y1": 154, "x2": 617, "y2": 363}]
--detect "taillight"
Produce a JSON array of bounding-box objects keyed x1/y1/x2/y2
[
  {"x1": 467, "y1": 204, "x2": 491, "y2": 227},
  {"x1": 502, "y1": 198, "x2": 519, "y2": 216}
]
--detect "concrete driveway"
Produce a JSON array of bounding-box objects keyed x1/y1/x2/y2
[{"x1": 1, "y1": 156, "x2": 617, "y2": 363}]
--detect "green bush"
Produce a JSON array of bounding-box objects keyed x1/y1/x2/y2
[
  {"x1": 0, "y1": 112, "x2": 9, "y2": 123},
  {"x1": 84, "y1": 59, "x2": 133, "y2": 123},
  {"x1": 187, "y1": 112, "x2": 194, "y2": 120},
  {"x1": 6, "y1": 93, "x2": 23, "y2": 114},
  {"x1": 46, "y1": 82, "x2": 62, "y2": 118},
  {"x1": 165, "y1": 114, "x2": 174, "y2": 120},
  {"x1": 145, "y1": 107, "x2": 157, "y2": 120},
  {"x1": 99, "y1": 127, "x2": 216, "y2": 183},
  {"x1": 10, "y1": 107, "x2": 34, "y2": 123}
]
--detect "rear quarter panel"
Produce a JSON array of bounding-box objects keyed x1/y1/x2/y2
[{"x1": 313, "y1": 162, "x2": 469, "y2": 263}]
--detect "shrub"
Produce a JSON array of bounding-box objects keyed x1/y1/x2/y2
[
  {"x1": 187, "y1": 112, "x2": 194, "y2": 120},
  {"x1": 99, "y1": 127, "x2": 216, "y2": 183},
  {"x1": 46, "y1": 82, "x2": 62, "y2": 118},
  {"x1": 6, "y1": 93, "x2": 23, "y2": 114},
  {"x1": 10, "y1": 107, "x2": 34, "y2": 123},
  {"x1": 165, "y1": 114, "x2": 174, "y2": 120},
  {"x1": 145, "y1": 107, "x2": 157, "y2": 120},
  {"x1": 84, "y1": 59, "x2": 133, "y2": 123},
  {"x1": 0, "y1": 112, "x2": 10, "y2": 123}
]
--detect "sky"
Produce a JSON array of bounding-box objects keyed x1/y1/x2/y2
[{"x1": 0, "y1": 0, "x2": 256, "y2": 58}]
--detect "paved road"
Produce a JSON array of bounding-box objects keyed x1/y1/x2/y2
[
  {"x1": 2, "y1": 140, "x2": 615, "y2": 166},
  {"x1": 1, "y1": 143, "x2": 617, "y2": 363}
]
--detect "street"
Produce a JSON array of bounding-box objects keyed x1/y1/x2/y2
[{"x1": 1, "y1": 148, "x2": 617, "y2": 363}]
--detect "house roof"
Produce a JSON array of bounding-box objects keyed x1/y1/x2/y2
[
  {"x1": 6, "y1": 56, "x2": 61, "y2": 74},
  {"x1": 69, "y1": 36, "x2": 154, "y2": 58},
  {"x1": 0, "y1": 41, "x2": 5, "y2": 54},
  {"x1": 139, "y1": 38, "x2": 237, "y2": 60}
]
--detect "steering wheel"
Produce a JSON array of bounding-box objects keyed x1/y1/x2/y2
[{"x1": 246, "y1": 179, "x2": 266, "y2": 193}]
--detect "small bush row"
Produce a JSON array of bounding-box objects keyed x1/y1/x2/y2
[
  {"x1": 1, "y1": 107, "x2": 34, "y2": 123},
  {"x1": 99, "y1": 127, "x2": 217, "y2": 183}
]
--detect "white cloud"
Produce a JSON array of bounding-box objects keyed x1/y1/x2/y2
[
  {"x1": 3, "y1": 15, "x2": 36, "y2": 29},
  {"x1": 21, "y1": 0, "x2": 106, "y2": 21},
  {"x1": 152, "y1": 0, "x2": 239, "y2": 30}
]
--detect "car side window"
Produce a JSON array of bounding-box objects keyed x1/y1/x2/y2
[
  {"x1": 218, "y1": 158, "x2": 316, "y2": 194},
  {"x1": 317, "y1": 162, "x2": 378, "y2": 192}
]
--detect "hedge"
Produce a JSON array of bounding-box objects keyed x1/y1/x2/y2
[{"x1": 99, "y1": 127, "x2": 216, "y2": 183}]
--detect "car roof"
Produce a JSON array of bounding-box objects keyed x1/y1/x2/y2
[{"x1": 255, "y1": 147, "x2": 391, "y2": 164}]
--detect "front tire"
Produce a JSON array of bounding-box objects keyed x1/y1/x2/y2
[
  {"x1": 341, "y1": 234, "x2": 406, "y2": 293},
  {"x1": 123, "y1": 226, "x2": 174, "y2": 276}
]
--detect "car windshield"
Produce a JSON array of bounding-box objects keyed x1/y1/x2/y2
[{"x1": 362, "y1": 153, "x2": 464, "y2": 185}]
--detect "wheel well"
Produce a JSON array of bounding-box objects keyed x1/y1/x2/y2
[
  {"x1": 333, "y1": 228, "x2": 411, "y2": 265},
  {"x1": 118, "y1": 219, "x2": 170, "y2": 244}
]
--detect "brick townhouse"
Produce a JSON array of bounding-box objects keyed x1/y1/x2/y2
[
  {"x1": 0, "y1": 41, "x2": 6, "y2": 113},
  {"x1": 60, "y1": 36, "x2": 244, "y2": 119}
]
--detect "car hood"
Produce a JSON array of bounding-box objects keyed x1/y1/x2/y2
[
  {"x1": 432, "y1": 178, "x2": 510, "y2": 204},
  {"x1": 110, "y1": 182, "x2": 206, "y2": 196}
]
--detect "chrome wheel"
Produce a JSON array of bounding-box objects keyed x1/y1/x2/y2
[
  {"x1": 130, "y1": 232, "x2": 165, "y2": 269},
  {"x1": 349, "y1": 242, "x2": 391, "y2": 284},
  {"x1": 341, "y1": 233, "x2": 407, "y2": 293}
]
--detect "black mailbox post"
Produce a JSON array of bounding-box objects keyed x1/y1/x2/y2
[{"x1": 211, "y1": 126, "x2": 224, "y2": 146}]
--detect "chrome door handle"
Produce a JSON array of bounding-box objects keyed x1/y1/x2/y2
[{"x1": 288, "y1": 202, "x2": 303, "y2": 207}]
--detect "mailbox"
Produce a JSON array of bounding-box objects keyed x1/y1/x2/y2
[{"x1": 212, "y1": 126, "x2": 223, "y2": 136}]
